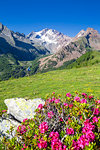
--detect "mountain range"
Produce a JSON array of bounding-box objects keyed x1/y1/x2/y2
[
  {"x1": 39, "y1": 27, "x2": 100, "y2": 70},
  {"x1": 0, "y1": 22, "x2": 100, "y2": 80}
]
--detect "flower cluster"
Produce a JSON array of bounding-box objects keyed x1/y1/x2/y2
[
  {"x1": 66, "y1": 128, "x2": 74, "y2": 135},
  {"x1": 17, "y1": 125, "x2": 27, "y2": 134},
  {"x1": 1, "y1": 92, "x2": 100, "y2": 150},
  {"x1": 37, "y1": 138, "x2": 47, "y2": 149},
  {"x1": 48, "y1": 111, "x2": 54, "y2": 118},
  {"x1": 49, "y1": 131, "x2": 67, "y2": 150},
  {"x1": 72, "y1": 119, "x2": 95, "y2": 149},
  {"x1": 39, "y1": 122, "x2": 48, "y2": 133},
  {"x1": 38, "y1": 104, "x2": 43, "y2": 110}
]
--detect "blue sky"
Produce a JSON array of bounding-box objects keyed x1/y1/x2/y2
[{"x1": 0, "y1": 0, "x2": 100, "y2": 37}]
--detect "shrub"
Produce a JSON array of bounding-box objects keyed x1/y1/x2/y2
[{"x1": 1, "y1": 92, "x2": 100, "y2": 149}]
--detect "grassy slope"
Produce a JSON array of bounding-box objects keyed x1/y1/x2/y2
[
  {"x1": 58, "y1": 51, "x2": 100, "y2": 70},
  {"x1": 0, "y1": 63, "x2": 100, "y2": 110}
]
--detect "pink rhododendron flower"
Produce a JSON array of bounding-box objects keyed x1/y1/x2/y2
[
  {"x1": 23, "y1": 118, "x2": 28, "y2": 123},
  {"x1": 38, "y1": 138, "x2": 47, "y2": 149},
  {"x1": 74, "y1": 96, "x2": 80, "y2": 102},
  {"x1": 95, "y1": 100, "x2": 100, "y2": 104},
  {"x1": 51, "y1": 139, "x2": 63, "y2": 150},
  {"x1": 48, "y1": 111, "x2": 54, "y2": 118},
  {"x1": 63, "y1": 145, "x2": 67, "y2": 150},
  {"x1": 17, "y1": 125, "x2": 27, "y2": 134},
  {"x1": 52, "y1": 97, "x2": 55, "y2": 101},
  {"x1": 89, "y1": 95, "x2": 93, "y2": 99},
  {"x1": 63, "y1": 103, "x2": 68, "y2": 107},
  {"x1": 77, "y1": 134, "x2": 89, "y2": 149},
  {"x1": 49, "y1": 131, "x2": 59, "y2": 139},
  {"x1": 94, "y1": 108, "x2": 100, "y2": 115},
  {"x1": 80, "y1": 98, "x2": 87, "y2": 103},
  {"x1": 84, "y1": 119, "x2": 90, "y2": 125},
  {"x1": 82, "y1": 121, "x2": 95, "y2": 133},
  {"x1": 66, "y1": 92, "x2": 71, "y2": 97},
  {"x1": 59, "y1": 118, "x2": 63, "y2": 122},
  {"x1": 52, "y1": 92, "x2": 55, "y2": 94},
  {"x1": 48, "y1": 98, "x2": 53, "y2": 103},
  {"x1": 66, "y1": 128, "x2": 74, "y2": 135},
  {"x1": 39, "y1": 122, "x2": 48, "y2": 133},
  {"x1": 86, "y1": 131, "x2": 95, "y2": 142},
  {"x1": 82, "y1": 93, "x2": 87, "y2": 98},
  {"x1": 92, "y1": 116, "x2": 98, "y2": 123},
  {"x1": 55, "y1": 99, "x2": 60, "y2": 104},
  {"x1": 38, "y1": 104, "x2": 43, "y2": 110},
  {"x1": 69, "y1": 103, "x2": 73, "y2": 108},
  {"x1": 2, "y1": 110, "x2": 7, "y2": 112}
]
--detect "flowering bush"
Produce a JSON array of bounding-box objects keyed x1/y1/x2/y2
[{"x1": 1, "y1": 92, "x2": 100, "y2": 150}]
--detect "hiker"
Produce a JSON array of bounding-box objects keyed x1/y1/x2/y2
[{"x1": 27, "y1": 67, "x2": 31, "y2": 76}]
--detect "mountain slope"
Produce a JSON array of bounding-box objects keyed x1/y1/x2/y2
[
  {"x1": 58, "y1": 50, "x2": 100, "y2": 70},
  {"x1": 27, "y1": 28, "x2": 72, "y2": 53},
  {"x1": 0, "y1": 63, "x2": 100, "y2": 110},
  {"x1": 39, "y1": 28, "x2": 100, "y2": 71},
  {"x1": 0, "y1": 23, "x2": 50, "y2": 61}
]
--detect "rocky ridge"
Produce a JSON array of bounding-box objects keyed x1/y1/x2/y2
[
  {"x1": 39, "y1": 28, "x2": 100, "y2": 70},
  {"x1": 0, "y1": 23, "x2": 50, "y2": 61}
]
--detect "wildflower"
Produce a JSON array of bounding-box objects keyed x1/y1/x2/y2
[
  {"x1": 17, "y1": 125, "x2": 27, "y2": 134},
  {"x1": 51, "y1": 139, "x2": 63, "y2": 150},
  {"x1": 82, "y1": 93, "x2": 87, "y2": 98},
  {"x1": 66, "y1": 92, "x2": 71, "y2": 97},
  {"x1": 52, "y1": 92, "x2": 55, "y2": 94},
  {"x1": 38, "y1": 138, "x2": 47, "y2": 149},
  {"x1": 2, "y1": 110, "x2": 7, "y2": 112},
  {"x1": 38, "y1": 104, "x2": 43, "y2": 110},
  {"x1": 59, "y1": 118, "x2": 63, "y2": 122},
  {"x1": 94, "y1": 108, "x2": 100, "y2": 115},
  {"x1": 23, "y1": 118, "x2": 28, "y2": 123},
  {"x1": 80, "y1": 98, "x2": 87, "y2": 103},
  {"x1": 48, "y1": 111, "x2": 54, "y2": 119},
  {"x1": 77, "y1": 134, "x2": 89, "y2": 149},
  {"x1": 49, "y1": 131, "x2": 59, "y2": 140},
  {"x1": 72, "y1": 140, "x2": 80, "y2": 150},
  {"x1": 86, "y1": 131, "x2": 95, "y2": 142},
  {"x1": 82, "y1": 121, "x2": 95, "y2": 133},
  {"x1": 92, "y1": 116, "x2": 98, "y2": 123},
  {"x1": 89, "y1": 95, "x2": 93, "y2": 99},
  {"x1": 55, "y1": 99, "x2": 60, "y2": 104},
  {"x1": 63, "y1": 103, "x2": 68, "y2": 107},
  {"x1": 39, "y1": 122, "x2": 48, "y2": 133},
  {"x1": 69, "y1": 103, "x2": 73, "y2": 108},
  {"x1": 96, "y1": 100, "x2": 100, "y2": 104},
  {"x1": 66, "y1": 128, "x2": 74, "y2": 135},
  {"x1": 74, "y1": 96, "x2": 80, "y2": 102}
]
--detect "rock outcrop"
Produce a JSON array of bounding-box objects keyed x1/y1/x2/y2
[{"x1": 0, "y1": 98, "x2": 45, "y2": 140}]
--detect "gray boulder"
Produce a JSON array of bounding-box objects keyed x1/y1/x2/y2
[
  {"x1": 0, "y1": 118, "x2": 20, "y2": 140},
  {"x1": 4, "y1": 98, "x2": 45, "y2": 122}
]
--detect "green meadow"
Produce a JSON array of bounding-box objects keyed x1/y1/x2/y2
[{"x1": 0, "y1": 63, "x2": 100, "y2": 110}]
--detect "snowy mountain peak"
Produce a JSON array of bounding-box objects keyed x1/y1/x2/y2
[{"x1": 27, "y1": 29, "x2": 72, "y2": 53}]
